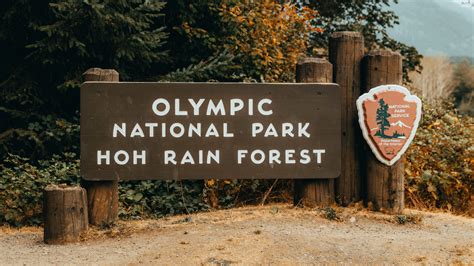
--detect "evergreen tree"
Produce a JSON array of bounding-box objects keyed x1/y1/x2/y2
[
  {"x1": 1, "y1": 0, "x2": 168, "y2": 116},
  {"x1": 0, "y1": 0, "x2": 169, "y2": 160},
  {"x1": 375, "y1": 98, "x2": 391, "y2": 138},
  {"x1": 29, "y1": 0, "x2": 169, "y2": 86}
]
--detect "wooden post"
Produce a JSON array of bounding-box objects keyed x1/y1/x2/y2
[
  {"x1": 82, "y1": 68, "x2": 119, "y2": 225},
  {"x1": 361, "y1": 50, "x2": 404, "y2": 214},
  {"x1": 43, "y1": 185, "x2": 88, "y2": 244},
  {"x1": 329, "y1": 31, "x2": 365, "y2": 205},
  {"x1": 293, "y1": 58, "x2": 335, "y2": 207}
]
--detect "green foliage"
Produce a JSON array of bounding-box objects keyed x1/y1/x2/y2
[
  {"x1": 206, "y1": 179, "x2": 291, "y2": 208},
  {"x1": 28, "y1": 0, "x2": 168, "y2": 85},
  {"x1": 162, "y1": 0, "x2": 227, "y2": 70},
  {"x1": 0, "y1": 0, "x2": 52, "y2": 112},
  {"x1": 1, "y1": 0, "x2": 168, "y2": 117},
  {"x1": 0, "y1": 114, "x2": 80, "y2": 161},
  {"x1": 405, "y1": 102, "x2": 473, "y2": 214},
  {"x1": 0, "y1": 154, "x2": 80, "y2": 226},
  {"x1": 0, "y1": 0, "x2": 168, "y2": 161},
  {"x1": 0, "y1": 153, "x2": 208, "y2": 226},
  {"x1": 0, "y1": 157, "x2": 290, "y2": 226},
  {"x1": 0, "y1": 153, "x2": 211, "y2": 226},
  {"x1": 5, "y1": 1, "x2": 205, "y2": 170},
  {"x1": 119, "y1": 180, "x2": 209, "y2": 219},
  {"x1": 161, "y1": 51, "x2": 238, "y2": 82}
]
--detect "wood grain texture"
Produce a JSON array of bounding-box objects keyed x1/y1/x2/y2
[
  {"x1": 293, "y1": 57, "x2": 335, "y2": 207},
  {"x1": 82, "y1": 68, "x2": 119, "y2": 225},
  {"x1": 361, "y1": 50, "x2": 404, "y2": 214},
  {"x1": 82, "y1": 180, "x2": 119, "y2": 225},
  {"x1": 43, "y1": 185, "x2": 88, "y2": 244},
  {"x1": 295, "y1": 58, "x2": 333, "y2": 83},
  {"x1": 329, "y1": 31, "x2": 365, "y2": 205}
]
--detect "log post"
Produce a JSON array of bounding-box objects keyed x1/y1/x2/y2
[
  {"x1": 361, "y1": 50, "x2": 404, "y2": 214},
  {"x1": 329, "y1": 31, "x2": 365, "y2": 205},
  {"x1": 43, "y1": 184, "x2": 88, "y2": 244},
  {"x1": 293, "y1": 58, "x2": 335, "y2": 207},
  {"x1": 82, "y1": 68, "x2": 119, "y2": 225}
]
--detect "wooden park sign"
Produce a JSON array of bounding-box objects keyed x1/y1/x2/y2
[
  {"x1": 357, "y1": 85, "x2": 422, "y2": 166},
  {"x1": 81, "y1": 82, "x2": 341, "y2": 180}
]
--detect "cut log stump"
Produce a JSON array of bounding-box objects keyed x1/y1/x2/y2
[{"x1": 43, "y1": 184, "x2": 88, "y2": 244}]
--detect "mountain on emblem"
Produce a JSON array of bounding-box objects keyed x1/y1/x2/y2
[
  {"x1": 390, "y1": 120, "x2": 411, "y2": 129},
  {"x1": 356, "y1": 85, "x2": 422, "y2": 166}
]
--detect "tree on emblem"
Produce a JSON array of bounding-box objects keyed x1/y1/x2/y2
[{"x1": 374, "y1": 98, "x2": 391, "y2": 138}]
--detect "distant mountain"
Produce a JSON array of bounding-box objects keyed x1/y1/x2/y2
[{"x1": 387, "y1": 0, "x2": 474, "y2": 57}]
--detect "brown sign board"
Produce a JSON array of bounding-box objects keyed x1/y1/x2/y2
[{"x1": 80, "y1": 82, "x2": 341, "y2": 180}]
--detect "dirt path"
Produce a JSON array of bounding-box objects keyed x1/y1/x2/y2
[{"x1": 1, "y1": 204, "x2": 473, "y2": 265}]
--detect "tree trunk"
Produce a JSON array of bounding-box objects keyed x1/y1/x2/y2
[
  {"x1": 329, "y1": 31, "x2": 365, "y2": 206},
  {"x1": 293, "y1": 58, "x2": 335, "y2": 207},
  {"x1": 82, "y1": 68, "x2": 119, "y2": 225},
  {"x1": 361, "y1": 50, "x2": 404, "y2": 214},
  {"x1": 43, "y1": 185, "x2": 88, "y2": 244}
]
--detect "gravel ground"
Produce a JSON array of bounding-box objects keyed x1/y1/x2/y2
[{"x1": 1, "y1": 204, "x2": 473, "y2": 265}]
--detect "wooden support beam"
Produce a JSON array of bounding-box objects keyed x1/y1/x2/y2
[
  {"x1": 82, "y1": 68, "x2": 119, "y2": 225},
  {"x1": 293, "y1": 58, "x2": 335, "y2": 207},
  {"x1": 361, "y1": 50, "x2": 404, "y2": 214},
  {"x1": 329, "y1": 31, "x2": 365, "y2": 205}
]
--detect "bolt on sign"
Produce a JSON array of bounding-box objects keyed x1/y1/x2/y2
[
  {"x1": 357, "y1": 85, "x2": 422, "y2": 166},
  {"x1": 80, "y1": 82, "x2": 341, "y2": 180}
]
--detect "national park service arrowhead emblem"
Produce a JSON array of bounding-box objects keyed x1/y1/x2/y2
[{"x1": 357, "y1": 85, "x2": 422, "y2": 166}]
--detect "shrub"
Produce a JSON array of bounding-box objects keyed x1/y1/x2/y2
[
  {"x1": 119, "y1": 178, "x2": 290, "y2": 220},
  {"x1": 0, "y1": 154, "x2": 80, "y2": 226},
  {"x1": 119, "y1": 180, "x2": 209, "y2": 219},
  {"x1": 220, "y1": 1, "x2": 318, "y2": 82},
  {"x1": 0, "y1": 114, "x2": 80, "y2": 161},
  {"x1": 0, "y1": 155, "x2": 290, "y2": 226},
  {"x1": 405, "y1": 102, "x2": 473, "y2": 215},
  {"x1": 0, "y1": 153, "x2": 211, "y2": 225}
]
